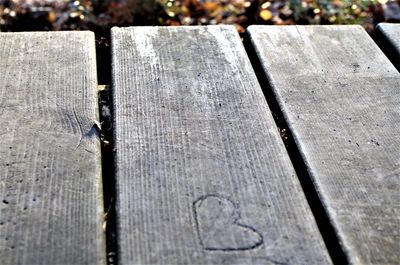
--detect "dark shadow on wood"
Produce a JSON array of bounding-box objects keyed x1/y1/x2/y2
[
  {"x1": 93, "y1": 25, "x2": 119, "y2": 264},
  {"x1": 98, "y1": 85, "x2": 118, "y2": 264},
  {"x1": 96, "y1": 31, "x2": 112, "y2": 85},
  {"x1": 373, "y1": 27, "x2": 400, "y2": 72}
]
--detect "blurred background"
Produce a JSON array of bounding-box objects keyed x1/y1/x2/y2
[{"x1": 1, "y1": 0, "x2": 399, "y2": 34}]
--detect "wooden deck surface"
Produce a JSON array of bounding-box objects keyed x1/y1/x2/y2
[
  {"x1": 1, "y1": 24, "x2": 399, "y2": 265},
  {"x1": 111, "y1": 25, "x2": 331, "y2": 265},
  {"x1": 247, "y1": 25, "x2": 400, "y2": 265},
  {"x1": 0, "y1": 32, "x2": 105, "y2": 265}
]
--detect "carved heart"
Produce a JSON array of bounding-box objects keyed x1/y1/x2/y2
[{"x1": 193, "y1": 195, "x2": 263, "y2": 251}]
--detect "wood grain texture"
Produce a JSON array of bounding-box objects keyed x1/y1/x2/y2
[
  {"x1": 111, "y1": 25, "x2": 331, "y2": 265},
  {"x1": 248, "y1": 25, "x2": 400, "y2": 265},
  {"x1": 377, "y1": 23, "x2": 400, "y2": 70},
  {"x1": 0, "y1": 32, "x2": 105, "y2": 265}
]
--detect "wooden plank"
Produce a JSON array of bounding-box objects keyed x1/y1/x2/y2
[
  {"x1": 376, "y1": 23, "x2": 400, "y2": 70},
  {"x1": 0, "y1": 32, "x2": 105, "y2": 264},
  {"x1": 111, "y1": 25, "x2": 331, "y2": 264},
  {"x1": 247, "y1": 25, "x2": 400, "y2": 265}
]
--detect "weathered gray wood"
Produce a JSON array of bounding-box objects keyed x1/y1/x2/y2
[
  {"x1": 0, "y1": 32, "x2": 105, "y2": 264},
  {"x1": 377, "y1": 23, "x2": 400, "y2": 70},
  {"x1": 111, "y1": 25, "x2": 331, "y2": 264},
  {"x1": 248, "y1": 25, "x2": 400, "y2": 265}
]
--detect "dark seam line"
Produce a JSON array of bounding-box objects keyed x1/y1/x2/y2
[{"x1": 95, "y1": 31, "x2": 119, "y2": 265}]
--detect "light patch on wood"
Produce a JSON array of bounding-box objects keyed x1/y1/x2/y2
[{"x1": 129, "y1": 26, "x2": 159, "y2": 68}]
